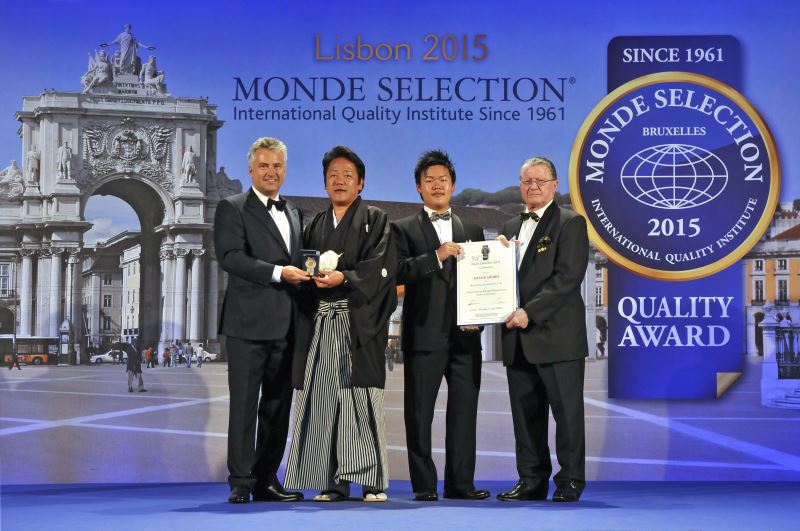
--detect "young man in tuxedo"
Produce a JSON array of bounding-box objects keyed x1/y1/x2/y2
[
  {"x1": 496, "y1": 156, "x2": 589, "y2": 503},
  {"x1": 392, "y1": 150, "x2": 488, "y2": 502},
  {"x1": 214, "y1": 137, "x2": 310, "y2": 504}
]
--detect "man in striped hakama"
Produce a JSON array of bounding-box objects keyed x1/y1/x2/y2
[{"x1": 285, "y1": 146, "x2": 397, "y2": 502}]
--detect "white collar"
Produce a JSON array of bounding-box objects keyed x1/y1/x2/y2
[
  {"x1": 251, "y1": 187, "x2": 281, "y2": 209},
  {"x1": 525, "y1": 200, "x2": 553, "y2": 220},
  {"x1": 423, "y1": 205, "x2": 451, "y2": 218}
]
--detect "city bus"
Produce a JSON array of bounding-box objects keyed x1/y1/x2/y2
[{"x1": 1, "y1": 336, "x2": 59, "y2": 366}]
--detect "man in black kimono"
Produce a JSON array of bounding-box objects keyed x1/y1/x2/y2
[{"x1": 285, "y1": 146, "x2": 397, "y2": 502}]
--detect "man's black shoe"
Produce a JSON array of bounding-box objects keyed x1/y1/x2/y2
[
  {"x1": 552, "y1": 481, "x2": 581, "y2": 502},
  {"x1": 252, "y1": 482, "x2": 304, "y2": 502},
  {"x1": 413, "y1": 491, "x2": 438, "y2": 501},
  {"x1": 496, "y1": 480, "x2": 548, "y2": 501},
  {"x1": 228, "y1": 486, "x2": 250, "y2": 504},
  {"x1": 443, "y1": 489, "x2": 490, "y2": 500}
]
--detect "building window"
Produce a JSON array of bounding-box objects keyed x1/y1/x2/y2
[
  {"x1": 755, "y1": 280, "x2": 764, "y2": 302},
  {"x1": 103, "y1": 274, "x2": 112, "y2": 286},
  {"x1": 779, "y1": 279, "x2": 788, "y2": 302},
  {"x1": 102, "y1": 316, "x2": 112, "y2": 331},
  {"x1": 133, "y1": 262, "x2": 136, "y2": 275},
  {"x1": 103, "y1": 294, "x2": 112, "y2": 308},
  {"x1": 0, "y1": 263, "x2": 10, "y2": 298},
  {"x1": 778, "y1": 259, "x2": 788, "y2": 271},
  {"x1": 754, "y1": 259, "x2": 763, "y2": 272},
  {"x1": 595, "y1": 286, "x2": 603, "y2": 306},
  {"x1": 595, "y1": 268, "x2": 603, "y2": 279}
]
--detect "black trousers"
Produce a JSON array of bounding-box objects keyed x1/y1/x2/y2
[
  {"x1": 506, "y1": 352, "x2": 585, "y2": 493},
  {"x1": 404, "y1": 343, "x2": 482, "y2": 494},
  {"x1": 226, "y1": 336, "x2": 293, "y2": 490}
]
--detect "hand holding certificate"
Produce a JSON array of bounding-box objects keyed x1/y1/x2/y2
[{"x1": 456, "y1": 240, "x2": 518, "y2": 326}]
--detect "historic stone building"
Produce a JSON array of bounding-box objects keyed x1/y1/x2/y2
[{"x1": 0, "y1": 26, "x2": 240, "y2": 359}]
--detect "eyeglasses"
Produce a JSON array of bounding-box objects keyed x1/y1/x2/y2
[
  {"x1": 520, "y1": 178, "x2": 556, "y2": 188},
  {"x1": 327, "y1": 171, "x2": 356, "y2": 182}
]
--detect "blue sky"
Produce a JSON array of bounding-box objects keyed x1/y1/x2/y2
[{"x1": 1, "y1": 0, "x2": 797, "y2": 237}]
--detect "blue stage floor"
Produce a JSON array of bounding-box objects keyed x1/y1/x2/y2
[{"x1": 2, "y1": 480, "x2": 797, "y2": 531}]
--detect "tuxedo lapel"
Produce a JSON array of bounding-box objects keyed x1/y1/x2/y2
[
  {"x1": 416, "y1": 210, "x2": 441, "y2": 249},
  {"x1": 506, "y1": 218, "x2": 523, "y2": 241},
  {"x1": 451, "y1": 213, "x2": 466, "y2": 243},
  {"x1": 519, "y1": 202, "x2": 557, "y2": 272},
  {"x1": 416, "y1": 210, "x2": 450, "y2": 281},
  {"x1": 244, "y1": 190, "x2": 290, "y2": 257},
  {"x1": 285, "y1": 202, "x2": 301, "y2": 264}
]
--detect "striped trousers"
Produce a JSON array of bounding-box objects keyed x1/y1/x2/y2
[{"x1": 285, "y1": 299, "x2": 389, "y2": 491}]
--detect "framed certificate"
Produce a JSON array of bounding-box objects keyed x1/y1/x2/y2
[{"x1": 456, "y1": 241, "x2": 518, "y2": 326}]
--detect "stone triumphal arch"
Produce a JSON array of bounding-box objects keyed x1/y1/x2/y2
[{"x1": 0, "y1": 25, "x2": 241, "y2": 359}]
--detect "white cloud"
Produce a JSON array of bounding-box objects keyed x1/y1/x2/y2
[
  {"x1": 83, "y1": 196, "x2": 139, "y2": 244},
  {"x1": 83, "y1": 218, "x2": 138, "y2": 244}
]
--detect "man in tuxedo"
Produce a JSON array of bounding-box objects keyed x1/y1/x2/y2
[
  {"x1": 496, "y1": 156, "x2": 589, "y2": 503},
  {"x1": 392, "y1": 150, "x2": 488, "y2": 502},
  {"x1": 214, "y1": 137, "x2": 309, "y2": 504}
]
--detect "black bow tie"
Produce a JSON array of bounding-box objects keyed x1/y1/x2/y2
[
  {"x1": 267, "y1": 198, "x2": 286, "y2": 212},
  {"x1": 430, "y1": 211, "x2": 451, "y2": 222},
  {"x1": 520, "y1": 212, "x2": 540, "y2": 222}
]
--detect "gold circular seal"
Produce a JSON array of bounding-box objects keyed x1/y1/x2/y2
[{"x1": 569, "y1": 71, "x2": 780, "y2": 281}]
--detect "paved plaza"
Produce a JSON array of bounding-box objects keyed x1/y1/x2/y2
[{"x1": 1, "y1": 357, "x2": 799, "y2": 485}]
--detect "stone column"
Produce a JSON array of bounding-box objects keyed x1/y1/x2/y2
[
  {"x1": 159, "y1": 250, "x2": 174, "y2": 353},
  {"x1": 18, "y1": 249, "x2": 36, "y2": 337},
  {"x1": 206, "y1": 255, "x2": 219, "y2": 343},
  {"x1": 64, "y1": 249, "x2": 79, "y2": 323},
  {"x1": 761, "y1": 317, "x2": 779, "y2": 407},
  {"x1": 173, "y1": 248, "x2": 189, "y2": 342},
  {"x1": 49, "y1": 248, "x2": 64, "y2": 337},
  {"x1": 90, "y1": 273, "x2": 101, "y2": 347},
  {"x1": 68, "y1": 248, "x2": 82, "y2": 363},
  {"x1": 189, "y1": 249, "x2": 205, "y2": 342},
  {"x1": 36, "y1": 249, "x2": 51, "y2": 337}
]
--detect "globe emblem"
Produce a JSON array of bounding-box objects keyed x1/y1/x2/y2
[{"x1": 620, "y1": 144, "x2": 728, "y2": 209}]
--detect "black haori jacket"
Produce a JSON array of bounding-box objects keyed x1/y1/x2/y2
[{"x1": 292, "y1": 197, "x2": 398, "y2": 389}]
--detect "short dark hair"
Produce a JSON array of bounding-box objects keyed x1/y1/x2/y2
[
  {"x1": 322, "y1": 145, "x2": 365, "y2": 185},
  {"x1": 414, "y1": 149, "x2": 456, "y2": 185}
]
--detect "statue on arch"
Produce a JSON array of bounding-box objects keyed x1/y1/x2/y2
[
  {"x1": 0, "y1": 160, "x2": 22, "y2": 183},
  {"x1": 26, "y1": 146, "x2": 40, "y2": 183},
  {"x1": 141, "y1": 56, "x2": 167, "y2": 95},
  {"x1": 0, "y1": 160, "x2": 23, "y2": 198},
  {"x1": 56, "y1": 142, "x2": 73, "y2": 180},
  {"x1": 81, "y1": 50, "x2": 113, "y2": 93},
  {"x1": 100, "y1": 24, "x2": 155, "y2": 77},
  {"x1": 181, "y1": 146, "x2": 197, "y2": 183}
]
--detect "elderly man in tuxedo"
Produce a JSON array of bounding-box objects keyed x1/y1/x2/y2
[
  {"x1": 496, "y1": 156, "x2": 589, "y2": 503},
  {"x1": 392, "y1": 150, "x2": 488, "y2": 502},
  {"x1": 214, "y1": 137, "x2": 310, "y2": 504}
]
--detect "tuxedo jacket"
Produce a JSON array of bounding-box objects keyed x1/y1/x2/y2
[
  {"x1": 393, "y1": 210, "x2": 485, "y2": 354},
  {"x1": 501, "y1": 204, "x2": 589, "y2": 365},
  {"x1": 214, "y1": 189, "x2": 303, "y2": 341}
]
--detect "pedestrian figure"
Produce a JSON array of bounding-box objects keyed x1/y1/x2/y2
[
  {"x1": 124, "y1": 344, "x2": 146, "y2": 393},
  {"x1": 185, "y1": 341, "x2": 195, "y2": 368},
  {"x1": 9, "y1": 350, "x2": 21, "y2": 370}
]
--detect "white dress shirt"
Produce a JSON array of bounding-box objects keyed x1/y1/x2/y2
[
  {"x1": 425, "y1": 206, "x2": 453, "y2": 267},
  {"x1": 516, "y1": 200, "x2": 552, "y2": 269},
  {"x1": 251, "y1": 187, "x2": 291, "y2": 283}
]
